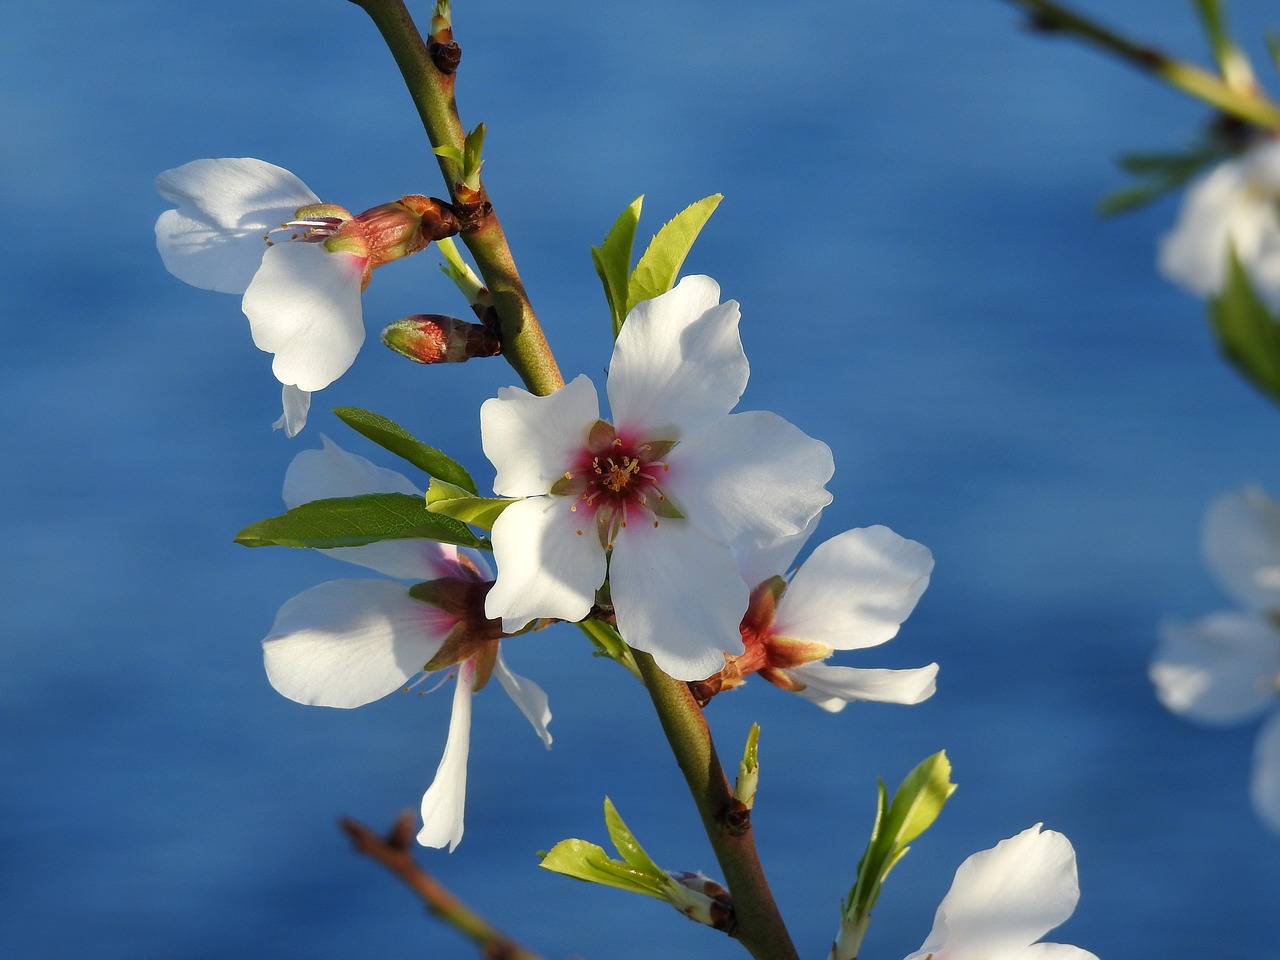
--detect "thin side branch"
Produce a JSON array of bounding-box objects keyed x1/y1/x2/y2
[{"x1": 341, "y1": 813, "x2": 545, "y2": 960}]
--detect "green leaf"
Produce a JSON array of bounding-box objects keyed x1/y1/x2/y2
[
  {"x1": 625, "y1": 194, "x2": 722, "y2": 317},
  {"x1": 333, "y1": 406, "x2": 477, "y2": 494},
  {"x1": 603, "y1": 798, "x2": 665, "y2": 877},
  {"x1": 1100, "y1": 142, "x2": 1230, "y2": 217},
  {"x1": 463, "y1": 123, "x2": 487, "y2": 185},
  {"x1": 235, "y1": 493, "x2": 486, "y2": 550},
  {"x1": 432, "y1": 144, "x2": 465, "y2": 167},
  {"x1": 425, "y1": 477, "x2": 516, "y2": 531},
  {"x1": 592, "y1": 196, "x2": 644, "y2": 337},
  {"x1": 539, "y1": 839, "x2": 671, "y2": 900},
  {"x1": 1210, "y1": 250, "x2": 1280, "y2": 405},
  {"x1": 835, "y1": 752, "x2": 956, "y2": 960}
]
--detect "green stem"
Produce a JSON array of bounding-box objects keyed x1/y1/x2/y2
[
  {"x1": 634, "y1": 652, "x2": 798, "y2": 960},
  {"x1": 1003, "y1": 0, "x2": 1280, "y2": 130},
  {"x1": 348, "y1": 0, "x2": 564, "y2": 396}
]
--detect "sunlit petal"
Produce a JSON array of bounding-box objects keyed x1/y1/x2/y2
[
  {"x1": 785, "y1": 662, "x2": 937, "y2": 712},
  {"x1": 418, "y1": 660, "x2": 475, "y2": 852},
  {"x1": 262, "y1": 579, "x2": 451, "y2": 708},
  {"x1": 481, "y1": 375, "x2": 599, "y2": 497}
]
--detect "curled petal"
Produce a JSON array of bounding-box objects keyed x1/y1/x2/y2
[
  {"x1": 494, "y1": 652, "x2": 553, "y2": 748},
  {"x1": 607, "y1": 275, "x2": 748, "y2": 439},
  {"x1": 273, "y1": 385, "x2": 312, "y2": 438},
  {"x1": 155, "y1": 157, "x2": 320, "y2": 294},
  {"x1": 904, "y1": 825, "x2": 1084, "y2": 960},
  {"x1": 610, "y1": 521, "x2": 747, "y2": 681},
  {"x1": 1150, "y1": 613, "x2": 1279, "y2": 725},
  {"x1": 262, "y1": 579, "x2": 452, "y2": 708},
  {"x1": 485, "y1": 496, "x2": 605, "y2": 631},
  {"x1": 784, "y1": 661, "x2": 937, "y2": 712},
  {"x1": 1203, "y1": 487, "x2": 1280, "y2": 612},
  {"x1": 772, "y1": 526, "x2": 933, "y2": 651},
  {"x1": 243, "y1": 242, "x2": 366, "y2": 392},
  {"x1": 734, "y1": 513, "x2": 823, "y2": 590},
  {"x1": 666, "y1": 410, "x2": 833, "y2": 546},
  {"x1": 481, "y1": 375, "x2": 600, "y2": 497},
  {"x1": 418, "y1": 660, "x2": 475, "y2": 852},
  {"x1": 1252, "y1": 710, "x2": 1280, "y2": 833}
]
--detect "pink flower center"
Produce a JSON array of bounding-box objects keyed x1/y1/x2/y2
[{"x1": 554, "y1": 422, "x2": 679, "y2": 547}]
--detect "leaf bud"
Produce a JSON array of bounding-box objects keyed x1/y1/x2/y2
[{"x1": 382, "y1": 314, "x2": 502, "y2": 365}]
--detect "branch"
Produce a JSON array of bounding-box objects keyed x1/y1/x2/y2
[
  {"x1": 634, "y1": 653, "x2": 799, "y2": 960},
  {"x1": 347, "y1": 0, "x2": 564, "y2": 397},
  {"x1": 341, "y1": 813, "x2": 545, "y2": 960},
  {"x1": 1002, "y1": 0, "x2": 1280, "y2": 130}
]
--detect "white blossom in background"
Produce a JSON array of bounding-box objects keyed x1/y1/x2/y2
[
  {"x1": 904, "y1": 825, "x2": 1098, "y2": 960},
  {"x1": 708, "y1": 516, "x2": 937, "y2": 709},
  {"x1": 1159, "y1": 138, "x2": 1280, "y2": 311},
  {"x1": 260, "y1": 437, "x2": 551, "y2": 850},
  {"x1": 480, "y1": 275, "x2": 834, "y2": 681},
  {"x1": 155, "y1": 157, "x2": 455, "y2": 436},
  {"x1": 1151, "y1": 486, "x2": 1280, "y2": 831}
]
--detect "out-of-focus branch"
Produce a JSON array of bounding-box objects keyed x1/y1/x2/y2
[
  {"x1": 1003, "y1": 0, "x2": 1280, "y2": 130},
  {"x1": 341, "y1": 813, "x2": 545, "y2": 960}
]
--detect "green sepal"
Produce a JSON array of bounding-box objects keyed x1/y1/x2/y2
[
  {"x1": 1209, "y1": 249, "x2": 1280, "y2": 406},
  {"x1": 625, "y1": 194, "x2": 723, "y2": 318},
  {"x1": 425, "y1": 477, "x2": 516, "y2": 531},
  {"x1": 234, "y1": 493, "x2": 487, "y2": 550},
  {"x1": 834, "y1": 751, "x2": 956, "y2": 960},
  {"x1": 592, "y1": 196, "x2": 644, "y2": 337},
  {"x1": 333, "y1": 406, "x2": 477, "y2": 494},
  {"x1": 1099, "y1": 142, "x2": 1230, "y2": 216}
]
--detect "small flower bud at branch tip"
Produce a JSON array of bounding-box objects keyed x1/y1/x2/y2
[{"x1": 382, "y1": 314, "x2": 502, "y2": 364}]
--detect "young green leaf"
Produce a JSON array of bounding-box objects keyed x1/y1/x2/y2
[
  {"x1": 235, "y1": 493, "x2": 486, "y2": 550},
  {"x1": 591, "y1": 196, "x2": 644, "y2": 337},
  {"x1": 333, "y1": 406, "x2": 477, "y2": 494},
  {"x1": 603, "y1": 798, "x2": 666, "y2": 876},
  {"x1": 425, "y1": 477, "x2": 516, "y2": 531},
  {"x1": 832, "y1": 751, "x2": 956, "y2": 960},
  {"x1": 625, "y1": 194, "x2": 722, "y2": 317},
  {"x1": 734, "y1": 724, "x2": 760, "y2": 810},
  {"x1": 1210, "y1": 250, "x2": 1280, "y2": 406}
]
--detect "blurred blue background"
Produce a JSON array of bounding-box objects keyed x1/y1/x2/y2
[{"x1": 4, "y1": 0, "x2": 1279, "y2": 956}]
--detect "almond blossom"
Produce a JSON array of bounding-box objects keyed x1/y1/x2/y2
[
  {"x1": 904, "y1": 825, "x2": 1098, "y2": 960},
  {"x1": 1159, "y1": 138, "x2": 1280, "y2": 310},
  {"x1": 479, "y1": 275, "x2": 834, "y2": 681},
  {"x1": 1150, "y1": 486, "x2": 1280, "y2": 831},
  {"x1": 155, "y1": 157, "x2": 456, "y2": 435},
  {"x1": 260, "y1": 436, "x2": 551, "y2": 850},
  {"x1": 695, "y1": 517, "x2": 937, "y2": 708}
]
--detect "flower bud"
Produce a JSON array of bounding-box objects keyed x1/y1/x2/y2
[
  {"x1": 382, "y1": 314, "x2": 502, "y2": 364},
  {"x1": 337, "y1": 195, "x2": 459, "y2": 270}
]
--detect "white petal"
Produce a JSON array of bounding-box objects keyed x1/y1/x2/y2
[
  {"x1": 1020, "y1": 945, "x2": 1100, "y2": 960},
  {"x1": 481, "y1": 375, "x2": 599, "y2": 497},
  {"x1": 666, "y1": 410, "x2": 833, "y2": 546},
  {"x1": 272, "y1": 385, "x2": 312, "y2": 438},
  {"x1": 772, "y1": 526, "x2": 933, "y2": 650},
  {"x1": 284, "y1": 435, "x2": 422, "y2": 506},
  {"x1": 1251, "y1": 710, "x2": 1280, "y2": 832},
  {"x1": 1203, "y1": 486, "x2": 1280, "y2": 612},
  {"x1": 155, "y1": 158, "x2": 319, "y2": 294},
  {"x1": 904, "y1": 825, "x2": 1081, "y2": 960},
  {"x1": 734, "y1": 513, "x2": 823, "y2": 590},
  {"x1": 243, "y1": 242, "x2": 366, "y2": 392},
  {"x1": 1158, "y1": 158, "x2": 1248, "y2": 297},
  {"x1": 494, "y1": 651, "x2": 553, "y2": 748},
  {"x1": 485, "y1": 496, "x2": 605, "y2": 630},
  {"x1": 262, "y1": 580, "x2": 452, "y2": 708},
  {"x1": 784, "y1": 662, "x2": 938, "y2": 712},
  {"x1": 607, "y1": 276, "x2": 748, "y2": 439},
  {"x1": 418, "y1": 660, "x2": 475, "y2": 852},
  {"x1": 1150, "y1": 613, "x2": 1279, "y2": 725},
  {"x1": 610, "y1": 521, "x2": 747, "y2": 681}
]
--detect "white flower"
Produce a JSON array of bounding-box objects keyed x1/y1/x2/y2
[
  {"x1": 260, "y1": 436, "x2": 551, "y2": 851},
  {"x1": 719, "y1": 517, "x2": 937, "y2": 710},
  {"x1": 904, "y1": 825, "x2": 1098, "y2": 960},
  {"x1": 1151, "y1": 486, "x2": 1280, "y2": 831},
  {"x1": 479, "y1": 275, "x2": 834, "y2": 681},
  {"x1": 156, "y1": 158, "x2": 367, "y2": 436},
  {"x1": 1159, "y1": 139, "x2": 1280, "y2": 311}
]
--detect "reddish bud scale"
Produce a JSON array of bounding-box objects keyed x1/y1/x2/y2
[{"x1": 383, "y1": 314, "x2": 502, "y2": 365}]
